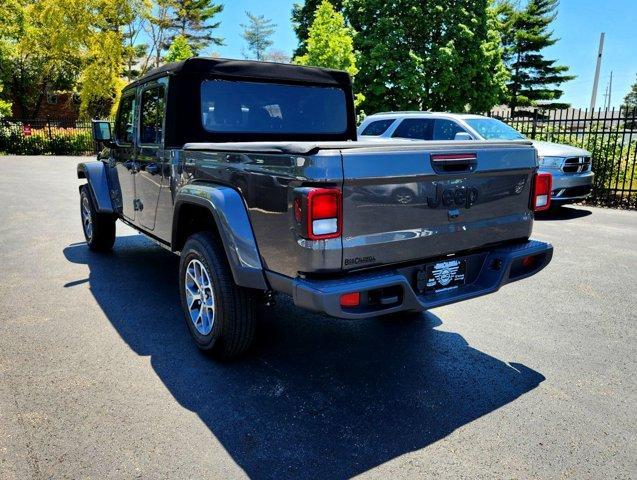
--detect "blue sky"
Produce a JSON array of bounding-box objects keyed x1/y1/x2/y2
[{"x1": 211, "y1": 0, "x2": 637, "y2": 109}]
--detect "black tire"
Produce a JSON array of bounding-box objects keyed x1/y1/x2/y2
[
  {"x1": 80, "y1": 184, "x2": 116, "y2": 252},
  {"x1": 179, "y1": 232, "x2": 256, "y2": 359}
]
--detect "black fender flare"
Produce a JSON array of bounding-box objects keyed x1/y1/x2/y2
[
  {"x1": 77, "y1": 161, "x2": 114, "y2": 214},
  {"x1": 172, "y1": 183, "x2": 268, "y2": 291}
]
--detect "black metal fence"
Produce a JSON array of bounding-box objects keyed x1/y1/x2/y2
[
  {"x1": 0, "y1": 116, "x2": 95, "y2": 155},
  {"x1": 2, "y1": 110, "x2": 637, "y2": 208},
  {"x1": 494, "y1": 108, "x2": 637, "y2": 208}
]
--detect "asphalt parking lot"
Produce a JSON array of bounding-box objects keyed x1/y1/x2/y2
[{"x1": 0, "y1": 155, "x2": 635, "y2": 479}]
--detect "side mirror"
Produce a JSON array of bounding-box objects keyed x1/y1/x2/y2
[
  {"x1": 454, "y1": 132, "x2": 473, "y2": 141},
  {"x1": 92, "y1": 120, "x2": 114, "y2": 145}
]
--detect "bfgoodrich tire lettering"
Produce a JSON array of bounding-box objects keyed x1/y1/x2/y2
[
  {"x1": 80, "y1": 184, "x2": 116, "y2": 252},
  {"x1": 179, "y1": 231, "x2": 256, "y2": 359}
]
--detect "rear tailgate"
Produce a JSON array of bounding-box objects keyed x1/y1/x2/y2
[{"x1": 341, "y1": 141, "x2": 536, "y2": 270}]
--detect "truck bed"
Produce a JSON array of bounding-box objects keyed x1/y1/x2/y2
[{"x1": 182, "y1": 140, "x2": 538, "y2": 277}]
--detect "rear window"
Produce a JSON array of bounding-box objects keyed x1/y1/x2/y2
[
  {"x1": 392, "y1": 118, "x2": 435, "y2": 140},
  {"x1": 360, "y1": 119, "x2": 394, "y2": 136},
  {"x1": 201, "y1": 79, "x2": 347, "y2": 135},
  {"x1": 392, "y1": 118, "x2": 469, "y2": 140},
  {"x1": 464, "y1": 118, "x2": 525, "y2": 140}
]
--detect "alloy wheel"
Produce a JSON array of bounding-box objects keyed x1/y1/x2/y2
[
  {"x1": 81, "y1": 195, "x2": 93, "y2": 241},
  {"x1": 184, "y1": 259, "x2": 216, "y2": 335}
]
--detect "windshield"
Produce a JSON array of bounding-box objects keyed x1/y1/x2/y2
[
  {"x1": 465, "y1": 118, "x2": 525, "y2": 140},
  {"x1": 201, "y1": 79, "x2": 348, "y2": 135}
]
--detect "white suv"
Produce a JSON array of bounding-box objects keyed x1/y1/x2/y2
[{"x1": 358, "y1": 112, "x2": 594, "y2": 205}]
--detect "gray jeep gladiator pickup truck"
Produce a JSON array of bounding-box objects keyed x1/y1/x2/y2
[{"x1": 79, "y1": 58, "x2": 553, "y2": 359}]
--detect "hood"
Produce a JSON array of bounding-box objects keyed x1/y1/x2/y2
[{"x1": 531, "y1": 140, "x2": 590, "y2": 157}]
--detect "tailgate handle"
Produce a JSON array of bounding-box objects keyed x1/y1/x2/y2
[{"x1": 431, "y1": 153, "x2": 477, "y2": 173}]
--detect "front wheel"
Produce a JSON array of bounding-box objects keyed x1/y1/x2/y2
[
  {"x1": 80, "y1": 185, "x2": 115, "y2": 252},
  {"x1": 179, "y1": 232, "x2": 257, "y2": 359}
]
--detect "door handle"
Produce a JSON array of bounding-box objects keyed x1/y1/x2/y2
[{"x1": 146, "y1": 163, "x2": 160, "y2": 175}]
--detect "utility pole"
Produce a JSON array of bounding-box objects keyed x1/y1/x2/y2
[
  {"x1": 590, "y1": 32, "x2": 605, "y2": 111},
  {"x1": 602, "y1": 71, "x2": 614, "y2": 111},
  {"x1": 608, "y1": 70, "x2": 613, "y2": 110}
]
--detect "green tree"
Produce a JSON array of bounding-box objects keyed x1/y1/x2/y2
[
  {"x1": 294, "y1": 1, "x2": 357, "y2": 75},
  {"x1": 81, "y1": 0, "x2": 136, "y2": 118},
  {"x1": 294, "y1": 1, "x2": 363, "y2": 107},
  {"x1": 32, "y1": 0, "x2": 136, "y2": 118},
  {"x1": 344, "y1": 0, "x2": 508, "y2": 113},
  {"x1": 166, "y1": 0, "x2": 223, "y2": 55},
  {"x1": 164, "y1": 34, "x2": 194, "y2": 62},
  {"x1": 0, "y1": 0, "x2": 84, "y2": 117},
  {"x1": 0, "y1": 82, "x2": 12, "y2": 118},
  {"x1": 240, "y1": 12, "x2": 276, "y2": 61},
  {"x1": 144, "y1": 0, "x2": 172, "y2": 69},
  {"x1": 122, "y1": 0, "x2": 150, "y2": 80},
  {"x1": 621, "y1": 74, "x2": 637, "y2": 111},
  {"x1": 291, "y1": 0, "x2": 343, "y2": 58},
  {"x1": 499, "y1": 0, "x2": 575, "y2": 112},
  {"x1": 80, "y1": 31, "x2": 127, "y2": 118}
]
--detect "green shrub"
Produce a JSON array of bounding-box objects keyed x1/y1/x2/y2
[{"x1": 0, "y1": 121, "x2": 94, "y2": 155}]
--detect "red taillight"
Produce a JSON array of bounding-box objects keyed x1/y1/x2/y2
[
  {"x1": 340, "y1": 292, "x2": 360, "y2": 308},
  {"x1": 311, "y1": 191, "x2": 338, "y2": 219},
  {"x1": 533, "y1": 172, "x2": 552, "y2": 211},
  {"x1": 307, "y1": 188, "x2": 341, "y2": 240}
]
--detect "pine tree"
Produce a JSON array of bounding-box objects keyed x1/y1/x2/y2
[
  {"x1": 294, "y1": 1, "x2": 357, "y2": 76},
  {"x1": 294, "y1": 1, "x2": 363, "y2": 107},
  {"x1": 166, "y1": 0, "x2": 223, "y2": 55},
  {"x1": 291, "y1": 0, "x2": 343, "y2": 58},
  {"x1": 240, "y1": 12, "x2": 276, "y2": 61},
  {"x1": 500, "y1": 0, "x2": 575, "y2": 112}
]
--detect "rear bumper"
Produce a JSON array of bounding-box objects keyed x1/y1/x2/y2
[{"x1": 267, "y1": 239, "x2": 553, "y2": 319}]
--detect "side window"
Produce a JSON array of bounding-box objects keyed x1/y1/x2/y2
[
  {"x1": 115, "y1": 94, "x2": 136, "y2": 144},
  {"x1": 433, "y1": 119, "x2": 468, "y2": 140},
  {"x1": 139, "y1": 85, "x2": 166, "y2": 145},
  {"x1": 392, "y1": 118, "x2": 435, "y2": 140},
  {"x1": 360, "y1": 119, "x2": 394, "y2": 136}
]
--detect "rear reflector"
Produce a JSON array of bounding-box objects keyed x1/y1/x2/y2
[
  {"x1": 521, "y1": 255, "x2": 536, "y2": 268},
  {"x1": 533, "y1": 172, "x2": 552, "y2": 211},
  {"x1": 340, "y1": 292, "x2": 360, "y2": 308},
  {"x1": 293, "y1": 197, "x2": 302, "y2": 223}
]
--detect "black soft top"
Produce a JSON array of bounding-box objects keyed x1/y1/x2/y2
[
  {"x1": 121, "y1": 57, "x2": 357, "y2": 146},
  {"x1": 124, "y1": 57, "x2": 352, "y2": 92}
]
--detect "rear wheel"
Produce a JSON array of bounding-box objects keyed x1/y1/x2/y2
[
  {"x1": 80, "y1": 184, "x2": 115, "y2": 252},
  {"x1": 179, "y1": 232, "x2": 256, "y2": 359}
]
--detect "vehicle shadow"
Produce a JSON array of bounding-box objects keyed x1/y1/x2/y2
[
  {"x1": 535, "y1": 205, "x2": 593, "y2": 221},
  {"x1": 63, "y1": 235, "x2": 545, "y2": 479}
]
